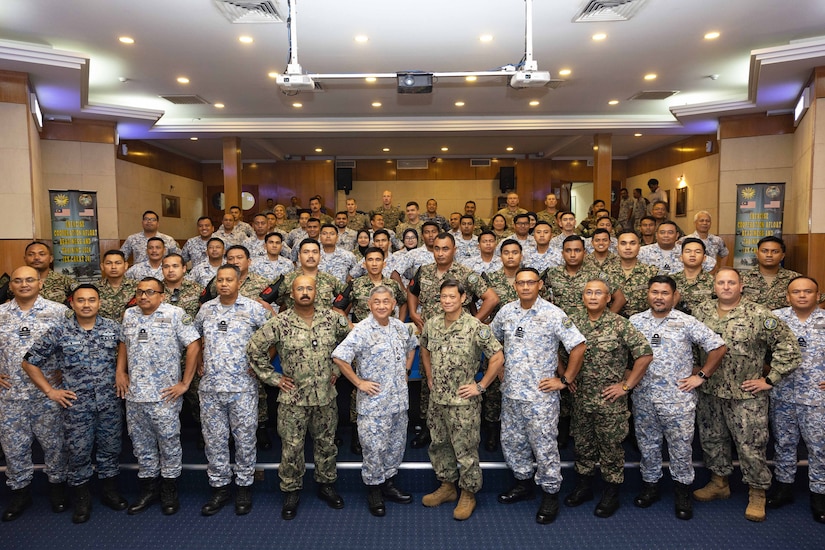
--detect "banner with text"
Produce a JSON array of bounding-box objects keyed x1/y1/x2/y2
[
  {"x1": 733, "y1": 182, "x2": 785, "y2": 270},
  {"x1": 49, "y1": 190, "x2": 101, "y2": 283}
]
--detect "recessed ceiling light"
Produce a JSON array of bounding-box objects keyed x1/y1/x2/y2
[
  {"x1": 704, "y1": 31, "x2": 720, "y2": 40},
  {"x1": 315, "y1": 148, "x2": 323, "y2": 153},
  {"x1": 268, "y1": 71, "x2": 279, "y2": 79},
  {"x1": 593, "y1": 145, "x2": 599, "y2": 151},
  {"x1": 118, "y1": 36, "x2": 135, "y2": 44},
  {"x1": 214, "y1": 103, "x2": 225, "y2": 109},
  {"x1": 190, "y1": 137, "x2": 198, "y2": 141},
  {"x1": 355, "y1": 35, "x2": 369, "y2": 43},
  {"x1": 371, "y1": 101, "x2": 382, "y2": 107},
  {"x1": 634, "y1": 133, "x2": 643, "y2": 137},
  {"x1": 479, "y1": 34, "x2": 493, "y2": 43},
  {"x1": 644, "y1": 73, "x2": 657, "y2": 80},
  {"x1": 239, "y1": 36, "x2": 253, "y2": 44},
  {"x1": 292, "y1": 102, "x2": 302, "y2": 108},
  {"x1": 382, "y1": 147, "x2": 390, "y2": 152},
  {"x1": 441, "y1": 147, "x2": 449, "y2": 152},
  {"x1": 529, "y1": 100, "x2": 540, "y2": 106},
  {"x1": 559, "y1": 68, "x2": 572, "y2": 76},
  {"x1": 465, "y1": 76, "x2": 477, "y2": 82},
  {"x1": 592, "y1": 33, "x2": 607, "y2": 41},
  {"x1": 365, "y1": 77, "x2": 377, "y2": 83},
  {"x1": 505, "y1": 146, "x2": 514, "y2": 152},
  {"x1": 608, "y1": 99, "x2": 619, "y2": 105},
  {"x1": 177, "y1": 76, "x2": 190, "y2": 84},
  {"x1": 455, "y1": 101, "x2": 465, "y2": 107}
]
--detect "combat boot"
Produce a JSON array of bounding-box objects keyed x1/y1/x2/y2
[
  {"x1": 811, "y1": 491, "x2": 825, "y2": 524},
  {"x1": 281, "y1": 490, "x2": 300, "y2": 520},
  {"x1": 127, "y1": 477, "x2": 159, "y2": 515},
  {"x1": 594, "y1": 482, "x2": 620, "y2": 518},
  {"x1": 367, "y1": 485, "x2": 385, "y2": 517},
  {"x1": 49, "y1": 481, "x2": 68, "y2": 513},
  {"x1": 564, "y1": 473, "x2": 594, "y2": 507},
  {"x1": 766, "y1": 481, "x2": 795, "y2": 508},
  {"x1": 422, "y1": 481, "x2": 457, "y2": 507},
  {"x1": 499, "y1": 478, "x2": 535, "y2": 504},
  {"x1": 633, "y1": 481, "x2": 660, "y2": 508},
  {"x1": 201, "y1": 484, "x2": 231, "y2": 516},
  {"x1": 235, "y1": 485, "x2": 252, "y2": 516},
  {"x1": 674, "y1": 481, "x2": 693, "y2": 520},
  {"x1": 101, "y1": 476, "x2": 128, "y2": 511},
  {"x1": 693, "y1": 474, "x2": 730, "y2": 501},
  {"x1": 381, "y1": 477, "x2": 412, "y2": 504},
  {"x1": 1, "y1": 485, "x2": 32, "y2": 522},
  {"x1": 745, "y1": 487, "x2": 766, "y2": 522},
  {"x1": 72, "y1": 483, "x2": 92, "y2": 524},
  {"x1": 453, "y1": 490, "x2": 476, "y2": 521},
  {"x1": 536, "y1": 491, "x2": 560, "y2": 524},
  {"x1": 160, "y1": 477, "x2": 180, "y2": 515}
]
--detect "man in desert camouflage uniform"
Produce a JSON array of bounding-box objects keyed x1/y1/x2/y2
[
  {"x1": 24, "y1": 241, "x2": 75, "y2": 304},
  {"x1": 97, "y1": 250, "x2": 137, "y2": 322},
  {"x1": 672, "y1": 238, "x2": 714, "y2": 315},
  {"x1": 371, "y1": 190, "x2": 402, "y2": 231}
]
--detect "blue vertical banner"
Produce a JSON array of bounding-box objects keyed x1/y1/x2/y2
[
  {"x1": 49, "y1": 190, "x2": 101, "y2": 283},
  {"x1": 733, "y1": 183, "x2": 785, "y2": 270}
]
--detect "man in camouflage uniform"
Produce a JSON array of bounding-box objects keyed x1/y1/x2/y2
[
  {"x1": 319, "y1": 223, "x2": 358, "y2": 284},
  {"x1": 120, "y1": 210, "x2": 180, "y2": 264},
  {"x1": 187, "y1": 237, "x2": 226, "y2": 287},
  {"x1": 278, "y1": 239, "x2": 345, "y2": 311},
  {"x1": 181, "y1": 216, "x2": 214, "y2": 266},
  {"x1": 116, "y1": 277, "x2": 200, "y2": 516},
  {"x1": 249, "y1": 232, "x2": 293, "y2": 282},
  {"x1": 333, "y1": 285, "x2": 418, "y2": 516},
  {"x1": 213, "y1": 213, "x2": 247, "y2": 248},
  {"x1": 492, "y1": 267, "x2": 586, "y2": 525},
  {"x1": 407, "y1": 233, "x2": 499, "y2": 448},
  {"x1": 628, "y1": 276, "x2": 726, "y2": 520},
  {"x1": 308, "y1": 196, "x2": 333, "y2": 226},
  {"x1": 692, "y1": 267, "x2": 801, "y2": 522},
  {"x1": 672, "y1": 238, "x2": 714, "y2": 315},
  {"x1": 460, "y1": 230, "x2": 502, "y2": 275},
  {"x1": 396, "y1": 201, "x2": 425, "y2": 239},
  {"x1": 496, "y1": 192, "x2": 528, "y2": 230},
  {"x1": 333, "y1": 211, "x2": 358, "y2": 252},
  {"x1": 562, "y1": 279, "x2": 653, "y2": 519},
  {"x1": 22, "y1": 284, "x2": 127, "y2": 523},
  {"x1": 582, "y1": 228, "x2": 618, "y2": 270},
  {"x1": 247, "y1": 275, "x2": 351, "y2": 520},
  {"x1": 463, "y1": 200, "x2": 487, "y2": 236},
  {"x1": 536, "y1": 193, "x2": 560, "y2": 235},
  {"x1": 541, "y1": 236, "x2": 615, "y2": 314},
  {"x1": 125, "y1": 237, "x2": 165, "y2": 281},
  {"x1": 603, "y1": 230, "x2": 659, "y2": 318},
  {"x1": 24, "y1": 241, "x2": 75, "y2": 304},
  {"x1": 291, "y1": 218, "x2": 323, "y2": 262},
  {"x1": 345, "y1": 198, "x2": 369, "y2": 232},
  {"x1": 741, "y1": 236, "x2": 803, "y2": 310},
  {"x1": 419, "y1": 279, "x2": 503, "y2": 520},
  {"x1": 767, "y1": 276, "x2": 825, "y2": 523},
  {"x1": 523, "y1": 221, "x2": 562, "y2": 273},
  {"x1": 285, "y1": 211, "x2": 310, "y2": 249},
  {"x1": 229, "y1": 205, "x2": 254, "y2": 239},
  {"x1": 371, "y1": 190, "x2": 402, "y2": 231},
  {"x1": 637, "y1": 221, "x2": 715, "y2": 274},
  {"x1": 97, "y1": 249, "x2": 137, "y2": 322},
  {"x1": 391, "y1": 221, "x2": 439, "y2": 284},
  {"x1": 453, "y1": 215, "x2": 479, "y2": 262},
  {"x1": 421, "y1": 198, "x2": 449, "y2": 232},
  {"x1": 496, "y1": 213, "x2": 535, "y2": 255},
  {"x1": 0, "y1": 266, "x2": 69, "y2": 522},
  {"x1": 196, "y1": 265, "x2": 271, "y2": 517},
  {"x1": 241, "y1": 213, "x2": 273, "y2": 261}
]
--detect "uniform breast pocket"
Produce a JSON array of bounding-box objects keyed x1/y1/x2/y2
[{"x1": 62, "y1": 344, "x2": 85, "y2": 362}]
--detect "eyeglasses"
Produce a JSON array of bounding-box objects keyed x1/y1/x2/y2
[
  {"x1": 514, "y1": 280, "x2": 540, "y2": 288},
  {"x1": 142, "y1": 217, "x2": 158, "y2": 222},
  {"x1": 584, "y1": 289, "x2": 607, "y2": 297},
  {"x1": 135, "y1": 289, "x2": 160, "y2": 297},
  {"x1": 11, "y1": 277, "x2": 40, "y2": 285}
]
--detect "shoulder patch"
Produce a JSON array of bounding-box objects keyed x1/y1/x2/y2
[
  {"x1": 764, "y1": 317, "x2": 778, "y2": 330},
  {"x1": 65, "y1": 309, "x2": 75, "y2": 319},
  {"x1": 562, "y1": 317, "x2": 573, "y2": 329},
  {"x1": 478, "y1": 326, "x2": 491, "y2": 339},
  {"x1": 338, "y1": 314, "x2": 349, "y2": 327},
  {"x1": 468, "y1": 273, "x2": 479, "y2": 284},
  {"x1": 182, "y1": 314, "x2": 193, "y2": 325}
]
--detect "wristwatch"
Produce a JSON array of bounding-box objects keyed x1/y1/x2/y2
[
  {"x1": 476, "y1": 383, "x2": 486, "y2": 394},
  {"x1": 764, "y1": 376, "x2": 774, "y2": 386},
  {"x1": 621, "y1": 382, "x2": 632, "y2": 392},
  {"x1": 560, "y1": 376, "x2": 570, "y2": 386},
  {"x1": 696, "y1": 371, "x2": 709, "y2": 380}
]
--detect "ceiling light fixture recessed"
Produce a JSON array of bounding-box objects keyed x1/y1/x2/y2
[
  {"x1": 455, "y1": 101, "x2": 465, "y2": 107},
  {"x1": 292, "y1": 102, "x2": 302, "y2": 108},
  {"x1": 214, "y1": 103, "x2": 225, "y2": 109},
  {"x1": 608, "y1": 99, "x2": 619, "y2": 105},
  {"x1": 559, "y1": 68, "x2": 572, "y2": 76},
  {"x1": 190, "y1": 137, "x2": 198, "y2": 141},
  {"x1": 465, "y1": 76, "x2": 477, "y2": 82},
  {"x1": 355, "y1": 35, "x2": 369, "y2": 43},
  {"x1": 371, "y1": 102, "x2": 382, "y2": 107},
  {"x1": 704, "y1": 31, "x2": 720, "y2": 40},
  {"x1": 118, "y1": 36, "x2": 135, "y2": 44},
  {"x1": 441, "y1": 147, "x2": 449, "y2": 152},
  {"x1": 479, "y1": 34, "x2": 493, "y2": 43},
  {"x1": 239, "y1": 36, "x2": 253, "y2": 44},
  {"x1": 365, "y1": 77, "x2": 377, "y2": 83},
  {"x1": 315, "y1": 148, "x2": 323, "y2": 152},
  {"x1": 505, "y1": 146, "x2": 514, "y2": 152},
  {"x1": 176, "y1": 77, "x2": 190, "y2": 84},
  {"x1": 592, "y1": 33, "x2": 607, "y2": 41},
  {"x1": 634, "y1": 133, "x2": 643, "y2": 137},
  {"x1": 529, "y1": 100, "x2": 540, "y2": 106},
  {"x1": 382, "y1": 148, "x2": 390, "y2": 152},
  {"x1": 644, "y1": 73, "x2": 657, "y2": 80}
]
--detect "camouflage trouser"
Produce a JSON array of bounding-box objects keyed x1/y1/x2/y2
[
  {"x1": 186, "y1": 374, "x2": 268, "y2": 425},
  {"x1": 427, "y1": 401, "x2": 482, "y2": 493},
  {"x1": 277, "y1": 401, "x2": 338, "y2": 492},
  {"x1": 0, "y1": 397, "x2": 67, "y2": 490},
  {"x1": 572, "y1": 405, "x2": 629, "y2": 484},
  {"x1": 200, "y1": 390, "x2": 257, "y2": 487},
  {"x1": 482, "y1": 378, "x2": 502, "y2": 424},
  {"x1": 770, "y1": 398, "x2": 825, "y2": 493},
  {"x1": 359, "y1": 411, "x2": 408, "y2": 486},
  {"x1": 501, "y1": 396, "x2": 562, "y2": 493},
  {"x1": 633, "y1": 395, "x2": 695, "y2": 484},
  {"x1": 257, "y1": 380, "x2": 269, "y2": 424},
  {"x1": 65, "y1": 391, "x2": 122, "y2": 486},
  {"x1": 126, "y1": 399, "x2": 183, "y2": 479},
  {"x1": 419, "y1": 378, "x2": 430, "y2": 420},
  {"x1": 697, "y1": 392, "x2": 771, "y2": 490}
]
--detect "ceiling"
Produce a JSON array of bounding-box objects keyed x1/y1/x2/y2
[{"x1": 2, "y1": 0, "x2": 825, "y2": 163}]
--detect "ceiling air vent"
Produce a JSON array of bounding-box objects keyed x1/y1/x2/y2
[
  {"x1": 573, "y1": 0, "x2": 648, "y2": 22},
  {"x1": 629, "y1": 90, "x2": 680, "y2": 100},
  {"x1": 159, "y1": 95, "x2": 210, "y2": 105},
  {"x1": 336, "y1": 160, "x2": 356, "y2": 169},
  {"x1": 213, "y1": 1, "x2": 286, "y2": 23},
  {"x1": 470, "y1": 159, "x2": 492, "y2": 167},
  {"x1": 397, "y1": 159, "x2": 429, "y2": 170}
]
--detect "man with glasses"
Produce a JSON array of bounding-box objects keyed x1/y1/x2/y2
[
  {"x1": 498, "y1": 214, "x2": 535, "y2": 255},
  {"x1": 117, "y1": 277, "x2": 200, "y2": 516},
  {"x1": 121, "y1": 210, "x2": 179, "y2": 264}
]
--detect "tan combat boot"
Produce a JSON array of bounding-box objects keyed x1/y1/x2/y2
[
  {"x1": 693, "y1": 474, "x2": 730, "y2": 501},
  {"x1": 745, "y1": 487, "x2": 766, "y2": 522},
  {"x1": 422, "y1": 481, "x2": 457, "y2": 507},
  {"x1": 453, "y1": 490, "x2": 476, "y2": 520}
]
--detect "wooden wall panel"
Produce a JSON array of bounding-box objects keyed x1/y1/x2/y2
[
  {"x1": 718, "y1": 114, "x2": 794, "y2": 140},
  {"x1": 627, "y1": 135, "x2": 717, "y2": 177},
  {"x1": 41, "y1": 119, "x2": 116, "y2": 144},
  {"x1": 118, "y1": 140, "x2": 202, "y2": 181},
  {"x1": 814, "y1": 67, "x2": 825, "y2": 99},
  {"x1": 354, "y1": 159, "x2": 398, "y2": 181},
  {"x1": 0, "y1": 70, "x2": 30, "y2": 104}
]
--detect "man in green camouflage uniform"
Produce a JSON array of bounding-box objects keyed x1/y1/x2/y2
[
  {"x1": 563, "y1": 279, "x2": 653, "y2": 518},
  {"x1": 419, "y1": 279, "x2": 504, "y2": 520},
  {"x1": 278, "y1": 239, "x2": 344, "y2": 311},
  {"x1": 692, "y1": 267, "x2": 801, "y2": 522},
  {"x1": 345, "y1": 198, "x2": 369, "y2": 232},
  {"x1": 407, "y1": 233, "x2": 500, "y2": 448},
  {"x1": 246, "y1": 275, "x2": 351, "y2": 520},
  {"x1": 24, "y1": 241, "x2": 76, "y2": 304},
  {"x1": 741, "y1": 236, "x2": 803, "y2": 310},
  {"x1": 371, "y1": 190, "x2": 402, "y2": 231},
  {"x1": 603, "y1": 230, "x2": 659, "y2": 318},
  {"x1": 672, "y1": 238, "x2": 714, "y2": 315},
  {"x1": 97, "y1": 250, "x2": 137, "y2": 321}
]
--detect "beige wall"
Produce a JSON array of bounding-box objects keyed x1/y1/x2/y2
[
  {"x1": 0, "y1": 103, "x2": 36, "y2": 239},
  {"x1": 791, "y1": 100, "x2": 814, "y2": 236},
  {"x1": 115, "y1": 159, "x2": 204, "y2": 244},
  {"x1": 627, "y1": 154, "x2": 721, "y2": 232},
  {"x1": 336, "y1": 178, "x2": 502, "y2": 221},
  {"x1": 811, "y1": 97, "x2": 825, "y2": 234}
]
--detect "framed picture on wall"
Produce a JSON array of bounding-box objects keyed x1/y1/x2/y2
[
  {"x1": 675, "y1": 188, "x2": 687, "y2": 217},
  {"x1": 162, "y1": 194, "x2": 181, "y2": 218}
]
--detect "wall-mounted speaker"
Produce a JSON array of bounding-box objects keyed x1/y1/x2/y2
[
  {"x1": 336, "y1": 167, "x2": 353, "y2": 193},
  {"x1": 499, "y1": 166, "x2": 516, "y2": 193}
]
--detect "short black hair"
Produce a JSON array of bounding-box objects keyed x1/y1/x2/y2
[
  {"x1": 757, "y1": 235, "x2": 786, "y2": 253},
  {"x1": 648, "y1": 275, "x2": 676, "y2": 292},
  {"x1": 681, "y1": 237, "x2": 706, "y2": 253}
]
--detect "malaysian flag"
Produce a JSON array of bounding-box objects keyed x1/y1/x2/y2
[
  {"x1": 54, "y1": 208, "x2": 71, "y2": 217},
  {"x1": 740, "y1": 201, "x2": 756, "y2": 210}
]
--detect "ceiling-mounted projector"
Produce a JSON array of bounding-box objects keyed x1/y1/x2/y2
[
  {"x1": 510, "y1": 70, "x2": 551, "y2": 88},
  {"x1": 276, "y1": 73, "x2": 315, "y2": 91}
]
